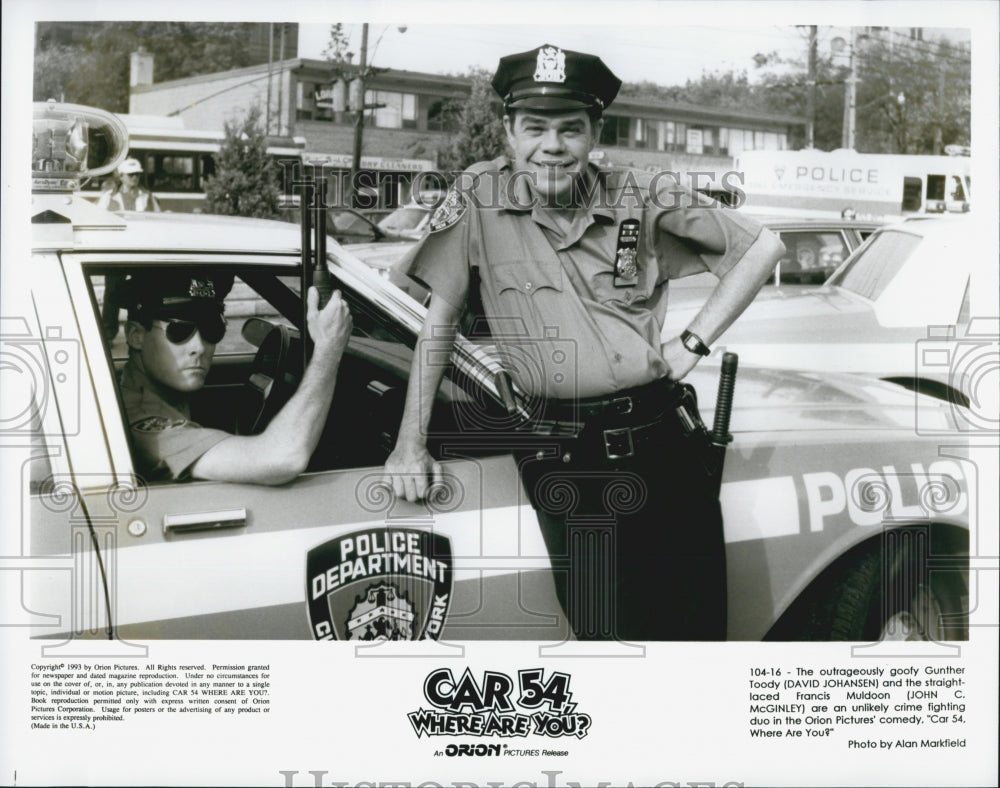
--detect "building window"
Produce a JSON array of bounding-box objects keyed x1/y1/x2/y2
[
  {"x1": 727, "y1": 128, "x2": 752, "y2": 156},
  {"x1": 702, "y1": 128, "x2": 714, "y2": 155},
  {"x1": 673, "y1": 122, "x2": 687, "y2": 152},
  {"x1": 427, "y1": 97, "x2": 464, "y2": 132},
  {"x1": 634, "y1": 118, "x2": 651, "y2": 149},
  {"x1": 599, "y1": 116, "x2": 630, "y2": 147},
  {"x1": 719, "y1": 127, "x2": 729, "y2": 154},
  {"x1": 365, "y1": 90, "x2": 418, "y2": 129},
  {"x1": 686, "y1": 128, "x2": 704, "y2": 155},
  {"x1": 296, "y1": 81, "x2": 314, "y2": 121}
]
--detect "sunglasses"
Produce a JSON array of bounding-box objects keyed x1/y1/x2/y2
[{"x1": 152, "y1": 314, "x2": 227, "y2": 345}]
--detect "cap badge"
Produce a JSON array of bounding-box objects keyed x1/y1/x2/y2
[
  {"x1": 533, "y1": 46, "x2": 566, "y2": 83},
  {"x1": 188, "y1": 278, "x2": 216, "y2": 299}
]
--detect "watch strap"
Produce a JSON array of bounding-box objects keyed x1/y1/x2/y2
[{"x1": 681, "y1": 329, "x2": 711, "y2": 357}]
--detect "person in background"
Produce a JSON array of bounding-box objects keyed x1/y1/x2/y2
[
  {"x1": 100, "y1": 157, "x2": 161, "y2": 340},
  {"x1": 98, "y1": 157, "x2": 161, "y2": 212}
]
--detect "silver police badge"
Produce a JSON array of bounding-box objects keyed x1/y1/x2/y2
[
  {"x1": 534, "y1": 46, "x2": 567, "y2": 83},
  {"x1": 306, "y1": 527, "x2": 454, "y2": 641},
  {"x1": 615, "y1": 247, "x2": 638, "y2": 280}
]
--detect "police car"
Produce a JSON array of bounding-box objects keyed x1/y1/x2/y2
[
  {"x1": 13, "y1": 103, "x2": 971, "y2": 643},
  {"x1": 662, "y1": 214, "x2": 994, "y2": 412}
]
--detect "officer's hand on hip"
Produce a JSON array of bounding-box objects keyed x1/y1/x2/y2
[
  {"x1": 384, "y1": 441, "x2": 443, "y2": 503},
  {"x1": 661, "y1": 335, "x2": 701, "y2": 381}
]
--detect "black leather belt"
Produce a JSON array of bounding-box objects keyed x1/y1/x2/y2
[
  {"x1": 543, "y1": 376, "x2": 676, "y2": 423},
  {"x1": 521, "y1": 378, "x2": 697, "y2": 463},
  {"x1": 599, "y1": 418, "x2": 669, "y2": 460}
]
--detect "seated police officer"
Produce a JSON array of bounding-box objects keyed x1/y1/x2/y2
[
  {"x1": 121, "y1": 271, "x2": 351, "y2": 485},
  {"x1": 384, "y1": 45, "x2": 784, "y2": 641}
]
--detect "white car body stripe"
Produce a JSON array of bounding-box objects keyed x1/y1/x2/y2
[{"x1": 721, "y1": 477, "x2": 800, "y2": 543}]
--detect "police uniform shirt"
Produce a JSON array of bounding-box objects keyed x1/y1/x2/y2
[
  {"x1": 402, "y1": 158, "x2": 763, "y2": 398},
  {"x1": 120, "y1": 361, "x2": 230, "y2": 481}
]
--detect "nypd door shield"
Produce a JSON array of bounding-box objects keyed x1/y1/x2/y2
[{"x1": 307, "y1": 528, "x2": 454, "y2": 641}]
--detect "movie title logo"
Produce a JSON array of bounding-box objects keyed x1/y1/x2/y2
[{"x1": 408, "y1": 668, "x2": 592, "y2": 740}]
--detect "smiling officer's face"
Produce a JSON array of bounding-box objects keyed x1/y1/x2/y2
[{"x1": 503, "y1": 109, "x2": 602, "y2": 204}]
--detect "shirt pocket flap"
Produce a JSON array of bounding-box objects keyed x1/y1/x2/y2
[{"x1": 492, "y1": 260, "x2": 563, "y2": 296}]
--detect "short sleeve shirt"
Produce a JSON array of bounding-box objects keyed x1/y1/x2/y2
[
  {"x1": 400, "y1": 158, "x2": 763, "y2": 398},
  {"x1": 120, "y1": 361, "x2": 230, "y2": 481}
]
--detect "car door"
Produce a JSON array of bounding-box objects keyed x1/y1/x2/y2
[{"x1": 29, "y1": 253, "x2": 567, "y2": 642}]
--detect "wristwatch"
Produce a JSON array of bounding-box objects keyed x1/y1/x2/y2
[{"x1": 680, "y1": 329, "x2": 711, "y2": 357}]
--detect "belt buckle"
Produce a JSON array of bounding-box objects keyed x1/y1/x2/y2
[
  {"x1": 603, "y1": 426, "x2": 635, "y2": 459},
  {"x1": 610, "y1": 396, "x2": 633, "y2": 416}
]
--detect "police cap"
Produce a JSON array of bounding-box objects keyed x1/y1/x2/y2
[
  {"x1": 126, "y1": 270, "x2": 234, "y2": 322},
  {"x1": 492, "y1": 44, "x2": 621, "y2": 112}
]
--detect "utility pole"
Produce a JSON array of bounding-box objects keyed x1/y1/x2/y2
[
  {"x1": 806, "y1": 25, "x2": 818, "y2": 148},
  {"x1": 277, "y1": 24, "x2": 287, "y2": 137},
  {"x1": 266, "y1": 23, "x2": 273, "y2": 135},
  {"x1": 934, "y1": 64, "x2": 946, "y2": 155},
  {"x1": 841, "y1": 27, "x2": 858, "y2": 150},
  {"x1": 348, "y1": 23, "x2": 370, "y2": 208}
]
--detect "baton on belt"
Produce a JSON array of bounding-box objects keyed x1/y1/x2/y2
[
  {"x1": 708, "y1": 352, "x2": 739, "y2": 497},
  {"x1": 672, "y1": 351, "x2": 739, "y2": 498}
]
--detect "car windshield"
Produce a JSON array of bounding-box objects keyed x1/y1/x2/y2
[
  {"x1": 378, "y1": 207, "x2": 427, "y2": 233},
  {"x1": 329, "y1": 210, "x2": 372, "y2": 233},
  {"x1": 826, "y1": 229, "x2": 921, "y2": 301}
]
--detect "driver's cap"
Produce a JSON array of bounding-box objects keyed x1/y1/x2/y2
[{"x1": 126, "y1": 270, "x2": 234, "y2": 321}]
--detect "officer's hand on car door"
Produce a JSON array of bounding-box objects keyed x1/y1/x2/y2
[{"x1": 384, "y1": 441, "x2": 443, "y2": 503}]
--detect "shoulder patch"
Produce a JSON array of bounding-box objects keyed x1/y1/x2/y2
[
  {"x1": 131, "y1": 416, "x2": 188, "y2": 433},
  {"x1": 428, "y1": 189, "x2": 467, "y2": 233}
]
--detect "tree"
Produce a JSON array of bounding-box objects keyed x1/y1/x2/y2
[
  {"x1": 34, "y1": 22, "x2": 260, "y2": 112},
  {"x1": 623, "y1": 70, "x2": 760, "y2": 113},
  {"x1": 322, "y1": 23, "x2": 354, "y2": 71},
  {"x1": 852, "y1": 35, "x2": 970, "y2": 154},
  {"x1": 753, "y1": 50, "x2": 848, "y2": 151},
  {"x1": 751, "y1": 30, "x2": 971, "y2": 154},
  {"x1": 203, "y1": 105, "x2": 281, "y2": 219},
  {"x1": 436, "y1": 69, "x2": 507, "y2": 175}
]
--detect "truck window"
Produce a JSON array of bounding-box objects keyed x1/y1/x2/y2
[
  {"x1": 926, "y1": 174, "x2": 946, "y2": 202},
  {"x1": 901, "y1": 177, "x2": 923, "y2": 212}
]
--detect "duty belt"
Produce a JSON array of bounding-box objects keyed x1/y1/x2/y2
[
  {"x1": 527, "y1": 378, "x2": 712, "y2": 463},
  {"x1": 541, "y1": 376, "x2": 676, "y2": 423}
]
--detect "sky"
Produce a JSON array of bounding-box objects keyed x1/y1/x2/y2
[{"x1": 296, "y1": 23, "x2": 810, "y2": 86}]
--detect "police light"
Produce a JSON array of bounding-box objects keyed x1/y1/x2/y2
[{"x1": 32, "y1": 101, "x2": 130, "y2": 193}]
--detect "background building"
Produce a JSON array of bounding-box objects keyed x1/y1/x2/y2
[{"x1": 128, "y1": 54, "x2": 805, "y2": 210}]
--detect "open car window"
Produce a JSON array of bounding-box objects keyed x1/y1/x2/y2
[{"x1": 84, "y1": 264, "x2": 506, "y2": 484}]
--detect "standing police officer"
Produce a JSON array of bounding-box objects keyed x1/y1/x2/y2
[{"x1": 384, "y1": 45, "x2": 784, "y2": 641}]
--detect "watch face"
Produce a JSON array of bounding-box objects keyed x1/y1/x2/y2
[{"x1": 683, "y1": 332, "x2": 708, "y2": 355}]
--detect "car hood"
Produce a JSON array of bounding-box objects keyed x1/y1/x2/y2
[
  {"x1": 683, "y1": 363, "x2": 958, "y2": 434},
  {"x1": 665, "y1": 285, "x2": 898, "y2": 341}
]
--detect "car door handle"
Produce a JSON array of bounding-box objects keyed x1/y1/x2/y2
[{"x1": 163, "y1": 508, "x2": 247, "y2": 534}]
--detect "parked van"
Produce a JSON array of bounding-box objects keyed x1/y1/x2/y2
[{"x1": 734, "y1": 148, "x2": 970, "y2": 220}]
